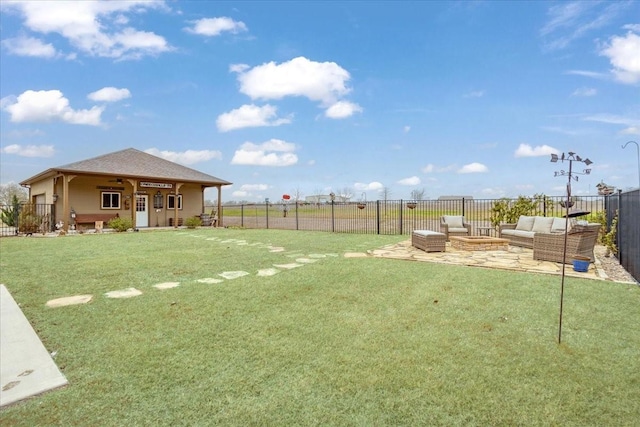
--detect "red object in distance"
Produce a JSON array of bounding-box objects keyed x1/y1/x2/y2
[{"x1": 282, "y1": 194, "x2": 290, "y2": 200}]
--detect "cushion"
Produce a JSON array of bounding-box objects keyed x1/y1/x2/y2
[
  {"x1": 448, "y1": 227, "x2": 469, "y2": 233},
  {"x1": 532, "y1": 217, "x2": 554, "y2": 234},
  {"x1": 443, "y1": 215, "x2": 463, "y2": 228},
  {"x1": 413, "y1": 230, "x2": 445, "y2": 237},
  {"x1": 551, "y1": 217, "x2": 567, "y2": 233},
  {"x1": 502, "y1": 230, "x2": 536, "y2": 240},
  {"x1": 515, "y1": 216, "x2": 535, "y2": 231}
]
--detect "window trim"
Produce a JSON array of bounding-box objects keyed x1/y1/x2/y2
[
  {"x1": 101, "y1": 191, "x2": 121, "y2": 209},
  {"x1": 167, "y1": 194, "x2": 183, "y2": 210}
]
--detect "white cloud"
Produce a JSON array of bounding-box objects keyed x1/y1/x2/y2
[
  {"x1": 457, "y1": 163, "x2": 488, "y2": 173},
  {"x1": 88, "y1": 87, "x2": 131, "y2": 102},
  {"x1": 233, "y1": 56, "x2": 352, "y2": 105},
  {"x1": 403, "y1": 126, "x2": 411, "y2": 133},
  {"x1": 240, "y1": 184, "x2": 268, "y2": 191},
  {"x1": 583, "y1": 113, "x2": 640, "y2": 134},
  {"x1": 463, "y1": 90, "x2": 485, "y2": 98},
  {"x1": 232, "y1": 190, "x2": 249, "y2": 198},
  {"x1": 620, "y1": 126, "x2": 640, "y2": 135},
  {"x1": 144, "y1": 148, "x2": 222, "y2": 165},
  {"x1": 5, "y1": 1, "x2": 171, "y2": 60},
  {"x1": 514, "y1": 143, "x2": 559, "y2": 157},
  {"x1": 1, "y1": 36, "x2": 56, "y2": 58},
  {"x1": 571, "y1": 87, "x2": 597, "y2": 96},
  {"x1": 1, "y1": 144, "x2": 55, "y2": 157},
  {"x1": 216, "y1": 104, "x2": 292, "y2": 132},
  {"x1": 184, "y1": 17, "x2": 247, "y2": 36},
  {"x1": 3, "y1": 90, "x2": 103, "y2": 125},
  {"x1": 540, "y1": 1, "x2": 627, "y2": 50},
  {"x1": 565, "y1": 70, "x2": 608, "y2": 79},
  {"x1": 324, "y1": 101, "x2": 362, "y2": 119},
  {"x1": 231, "y1": 139, "x2": 298, "y2": 167},
  {"x1": 354, "y1": 182, "x2": 384, "y2": 191},
  {"x1": 422, "y1": 164, "x2": 434, "y2": 173},
  {"x1": 600, "y1": 31, "x2": 640, "y2": 84},
  {"x1": 397, "y1": 176, "x2": 421, "y2": 186}
]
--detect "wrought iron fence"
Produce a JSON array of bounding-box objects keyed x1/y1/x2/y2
[
  {"x1": 213, "y1": 195, "x2": 605, "y2": 236},
  {"x1": 0, "y1": 203, "x2": 55, "y2": 236},
  {"x1": 605, "y1": 189, "x2": 639, "y2": 282}
]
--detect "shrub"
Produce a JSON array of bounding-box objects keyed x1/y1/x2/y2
[
  {"x1": 490, "y1": 194, "x2": 552, "y2": 227},
  {"x1": 185, "y1": 216, "x2": 202, "y2": 229},
  {"x1": 17, "y1": 203, "x2": 41, "y2": 234},
  {"x1": 107, "y1": 216, "x2": 133, "y2": 232}
]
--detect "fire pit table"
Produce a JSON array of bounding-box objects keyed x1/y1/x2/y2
[{"x1": 450, "y1": 236, "x2": 509, "y2": 251}]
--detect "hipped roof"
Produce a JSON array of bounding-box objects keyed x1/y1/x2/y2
[{"x1": 20, "y1": 148, "x2": 232, "y2": 186}]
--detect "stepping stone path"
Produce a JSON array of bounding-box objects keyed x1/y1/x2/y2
[
  {"x1": 105, "y1": 288, "x2": 142, "y2": 299},
  {"x1": 46, "y1": 295, "x2": 93, "y2": 308},
  {"x1": 45, "y1": 234, "x2": 342, "y2": 308}
]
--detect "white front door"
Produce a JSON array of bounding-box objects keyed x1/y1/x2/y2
[{"x1": 135, "y1": 195, "x2": 149, "y2": 227}]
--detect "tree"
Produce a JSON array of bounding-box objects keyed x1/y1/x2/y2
[
  {"x1": 0, "y1": 182, "x2": 28, "y2": 206},
  {"x1": 410, "y1": 188, "x2": 426, "y2": 200},
  {"x1": 339, "y1": 187, "x2": 353, "y2": 201},
  {"x1": 379, "y1": 186, "x2": 392, "y2": 201}
]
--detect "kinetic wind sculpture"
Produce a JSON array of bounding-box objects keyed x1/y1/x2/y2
[{"x1": 550, "y1": 151, "x2": 592, "y2": 344}]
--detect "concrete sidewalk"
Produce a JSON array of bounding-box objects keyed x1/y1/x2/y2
[{"x1": 0, "y1": 284, "x2": 68, "y2": 408}]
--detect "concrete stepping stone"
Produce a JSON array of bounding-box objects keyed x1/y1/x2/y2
[
  {"x1": 219, "y1": 271, "x2": 250, "y2": 280},
  {"x1": 257, "y1": 268, "x2": 280, "y2": 277},
  {"x1": 153, "y1": 282, "x2": 180, "y2": 290},
  {"x1": 344, "y1": 252, "x2": 368, "y2": 258},
  {"x1": 105, "y1": 288, "x2": 142, "y2": 299},
  {"x1": 46, "y1": 295, "x2": 93, "y2": 308},
  {"x1": 308, "y1": 254, "x2": 327, "y2": 258},
  {"x1": 269, "y1": 247, "x2": 285, "y2": 252},
  {"x1": 296, "y1": 258, "x2": 318, "y2": 264},
  {"x1": 273, "y1": 263, "x2": 303, "y2": 269},
  {"x1": 197, "y1": 278, "x2": 224, "y2": 284}
]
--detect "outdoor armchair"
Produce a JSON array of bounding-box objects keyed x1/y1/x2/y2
[{"x1": 440, "y1": 215, "x2": 471, "y2": 241}]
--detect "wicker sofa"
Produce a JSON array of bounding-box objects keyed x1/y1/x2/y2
[
  {"x1": 533, "y1": 223, "x2": 601, "y2": 263},
  {"x1": 498, "y1": 215, "x2": 569, "y2": 249}
]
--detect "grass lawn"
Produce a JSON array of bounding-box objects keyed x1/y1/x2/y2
[{"x1": 0, "y1": 228, "x2": 638, "y2": 426}]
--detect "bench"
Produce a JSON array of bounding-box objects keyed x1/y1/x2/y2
[{"x1": 75, "y1": 213, "x2": 119, "y2": 227}]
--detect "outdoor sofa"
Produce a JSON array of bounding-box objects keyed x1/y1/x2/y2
[{"x1": 499, "y1": 215, "x2": 568, "y2": 249}]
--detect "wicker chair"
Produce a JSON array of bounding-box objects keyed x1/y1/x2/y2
[
  {"x1": 440, "y1": 215, "x2": 471, "y2": 241},
  {"x1": 532, "y1": 223, "x2": 601, "y2": 263}
]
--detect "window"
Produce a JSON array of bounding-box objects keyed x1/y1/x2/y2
[
  {"x1": 102, "y1": 192, "x2": 121, "y2": 209},
  {"x1": 167, "y1": 194, "x2": 183, "y2": 210}
]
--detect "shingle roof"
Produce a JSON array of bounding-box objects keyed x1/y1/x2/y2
[{"x1": 20, "y1": 148, "x2": 232, "y2": 186}]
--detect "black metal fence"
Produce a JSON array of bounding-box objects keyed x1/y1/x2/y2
[
  {"x1": 0, "y1": 203, "x2": 55, "y2": 236},
  {"x1": 214, "y1": 195, "x2": 605, "y2": 236},
  {"x1": 605, "y1": 189, "x2": 640, "y2": 282}
]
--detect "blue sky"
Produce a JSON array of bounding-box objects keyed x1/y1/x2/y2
[{"x1": 1, "y1": 1, "x2": 639, "y2": 202}]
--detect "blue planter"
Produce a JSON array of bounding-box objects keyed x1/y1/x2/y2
[{"x1": 572, "y1": 258, "x2": 590, "y2": 272}]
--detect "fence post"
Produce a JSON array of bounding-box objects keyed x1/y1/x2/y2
[
  {"x1": 617, "y1": 189, "x2": 622, "y2": 265},
  {"x1": 331, "y1": 200, "x2": 335, "y2": 232},
  {"x1": 295, "y1": 201, "x2": 299, "y2": 230},
  {"x1": 240, "y1": 204, "x2": 244, "y2": 227},
  {"x1": 399, "y1": 199, "x2": 403, "y2": 235},
  {"x1": 376, "y1": 200, "x2": 380, "y2": 235},
  {"x1": 266, "y1": 201, "x2": 269, "y2": 229},
  {"x1": 462, "y1": 197, "x2": 465, "y2": 217}
]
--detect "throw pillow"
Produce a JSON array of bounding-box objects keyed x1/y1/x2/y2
[
  {"x1": 532, "y1": 217, "x2": 554, "y2": 233},
  {"x1": 515, "y1": 216, "x2": 535, "y2": 231},
  {"x1": 443, "y1": 215, "x2": 463, "y2": 228}
]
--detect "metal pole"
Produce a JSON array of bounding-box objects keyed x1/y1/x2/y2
[
  {"x1": 558, "y1": 159, "x2": 572, "y2": 344},
  {"x1": 621, "y1": 141, "x2": 640, "y2": 190}
]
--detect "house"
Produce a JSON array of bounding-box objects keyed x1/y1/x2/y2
[{"x1": 19, "y1": 148, "x2": 232, "y2": 231}]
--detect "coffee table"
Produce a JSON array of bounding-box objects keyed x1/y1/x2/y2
[{"x1": 450, "y1": 236, "x2": 509, "y2": 251}]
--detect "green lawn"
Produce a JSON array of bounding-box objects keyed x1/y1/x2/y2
[{"x1": 1, "y1": 229, "x2": 638, "y2": 426}]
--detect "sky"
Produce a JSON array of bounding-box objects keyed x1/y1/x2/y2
[{"x1": 1, "y1": 1, "x2": 639, "y2": 203}]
